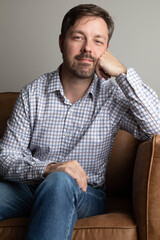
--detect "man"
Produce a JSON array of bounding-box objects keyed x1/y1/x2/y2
[{"x1": 0, "y1": 4, "x2": 160, "y2": 240}]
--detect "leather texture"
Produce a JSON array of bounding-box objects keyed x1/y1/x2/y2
[
  {"x1": 133, "y1": 135, "x2": 160, "y2": 240},
  {"x1": 0, "y1": 92, "x2": 18, "y2": 138},
  {"x1": 0, "y1": 92, "x2": 159, "y2": 240}
]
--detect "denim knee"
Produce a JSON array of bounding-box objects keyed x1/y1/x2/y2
[
  {"x1": 46, "y1": 172, "x2": 77, "y2": 191},
  {"x1": 36, "y1": 172, "x2": 78, "y2": 198},
  {"x1": 47, "y1": 171, "x2": 75, "y2": 185}
]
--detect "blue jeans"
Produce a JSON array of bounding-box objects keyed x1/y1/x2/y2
[{"x1": 0, "y1": 172, "x2": 107, "y2": 240}]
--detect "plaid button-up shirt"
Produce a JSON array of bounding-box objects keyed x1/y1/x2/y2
[{"x1": 0, "y1": 67, "x2": 160, "y2": 187}]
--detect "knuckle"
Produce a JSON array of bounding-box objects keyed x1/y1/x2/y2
[{"x1": 63, "y1": 165, "x2": 71, "y2": 173}]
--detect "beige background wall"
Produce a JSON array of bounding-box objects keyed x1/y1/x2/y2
[{"x1": 1, "y1": 0, "x2": 160, "y2": 96}]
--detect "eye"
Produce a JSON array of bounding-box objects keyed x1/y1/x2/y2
[
  {"x1": 95, "y1": 39, "x2": 104, "y2": 45},
  {"x1": 72, "y1": 35, "x2": 83, "y2": 41}
]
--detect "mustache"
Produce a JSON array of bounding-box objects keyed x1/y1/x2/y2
[{"x1": 75, "y1": 53, "x2": 96, "y2": 62}]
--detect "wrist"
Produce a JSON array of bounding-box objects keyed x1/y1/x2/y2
[
  {"x1": 116, "y1": 66, "x2": 127, "y2": 77},
  {"x1": 43, "y1": 163, "x2": 56, "y2": 178}
]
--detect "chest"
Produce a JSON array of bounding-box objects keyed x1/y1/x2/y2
[{"x1": 29, "y1": 92, "x2": 121, "y2": 161}]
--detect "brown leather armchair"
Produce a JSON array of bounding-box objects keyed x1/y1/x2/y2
[{"x1": 0, "y1": 92, "x2": 160, "y2": 240}]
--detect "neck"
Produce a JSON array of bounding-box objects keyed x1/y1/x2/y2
[{"x1": 60, "y1": 64, "x2": 93, "y2": 104}]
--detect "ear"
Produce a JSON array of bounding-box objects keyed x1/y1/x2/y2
[
  {"x1": 107, "y1": 42, "x2": 110, "y2": 49},
  {"x1": 59, "y1": 34, "x2": 63, "y2": 53}
]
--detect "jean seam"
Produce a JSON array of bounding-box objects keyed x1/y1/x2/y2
[
  {"x1": 87, "y1": 189, "x2": 106, "y2": 200},
  {"x1": 66, "y1": 207, "x2": 75, "y2": 240},
  {"x1": 65, "y1": 192, "x2": 76, "y2": 240}
]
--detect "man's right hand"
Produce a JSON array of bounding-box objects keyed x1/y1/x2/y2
[{"x1": 43, "y1": 160, "x2": 88, "y2": 192}]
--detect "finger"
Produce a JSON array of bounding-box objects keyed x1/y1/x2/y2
[
  {"x1": 96, "y1": 65, "x2": 111, "y2": 80},
  {"x1": 67, "y1": 168, "x2": 88, "y2": 192},
  {"x1": 76, "y1": 177, "x2": 87, "y2": 192},
  {"x1": 95, "y1": 63, "x2": 103, "y2": 79},
  {"x1": 72, "y1": 161, "x2": 88, "y2": 192},
  {"x1": 99, "y1": 68, "x2": 111, "y2": 80},
  {"x1": 62, "y1": 161, "x2": 88, "y2": 192}
]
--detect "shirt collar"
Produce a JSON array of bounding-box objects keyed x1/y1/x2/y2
[
  {"x1": 85, "y1": 74, "x2": 99, "y2": 101},
  {"x1": 47, "y1": 67, "x2": 99, "y2": 101}
]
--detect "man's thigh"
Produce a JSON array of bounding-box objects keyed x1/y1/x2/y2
[
  {"x1": 77, "y1": 184, "x2": 107, "y2": 219},
  {"x1": 0, "y1": 180, "x2": 35, "y2": 221}
]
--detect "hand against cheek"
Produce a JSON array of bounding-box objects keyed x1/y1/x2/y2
[
  {"x1": 96, "y1": 50, "x2": 127, "y2": 80},
  {"x1": 43, "y1": 160, "x2": 88, "y2": 192}
]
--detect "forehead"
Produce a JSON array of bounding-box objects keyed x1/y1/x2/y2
[{"x1": 68, "y1": 16, "x2": 108, "y2": 37}]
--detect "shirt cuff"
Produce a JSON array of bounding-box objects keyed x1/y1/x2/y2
[
  {"x1": 115, "y1": 68, "x2": 143, "y2": 94},
  {"x1": 33, "y1": 161, "x2": 57, "y2": 181}
]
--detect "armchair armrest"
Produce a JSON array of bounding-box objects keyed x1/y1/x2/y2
[{"x1": 133, "y1": 135, "x2": 160, "y2": 240}]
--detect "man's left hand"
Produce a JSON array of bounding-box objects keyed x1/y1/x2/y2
[{"x1": 96, "y1": 50, "x2": 127, "y2": 80}]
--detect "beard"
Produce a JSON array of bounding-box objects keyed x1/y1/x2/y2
[{"x1": 63, "y1": 53, "x2": 97, "y2": 79}]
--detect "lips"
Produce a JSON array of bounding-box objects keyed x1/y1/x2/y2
[
  {"x1": 78, "y1": 58, "x2": 93, "y2": 63},
  {"x1": 75, "y1": 53, "x2": 96, "y2": 63}
]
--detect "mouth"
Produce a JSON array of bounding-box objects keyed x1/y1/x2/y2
[
  {"x1": 77, "y1": 58, "x2": 93, "y2": 63},
  {"x1": 75, "y1": 54, "x2": 96, "y2": 63}
]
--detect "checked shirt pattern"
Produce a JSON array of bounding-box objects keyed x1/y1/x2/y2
[{"x1": 0, "y1": 67, "x2": 160, "y2": 187}]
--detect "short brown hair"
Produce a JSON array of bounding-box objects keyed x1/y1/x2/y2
[{"x1": 61, "y1": 4, "x2": 114, "y2": 44}]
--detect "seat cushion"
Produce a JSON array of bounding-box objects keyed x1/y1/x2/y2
[
  {"x1": 73, "y1": 212, "x2": 137, "y2": 240},
  {"x1": 0, "y1": 198, "x2": 137, "y2": 240},
  {"x1": 0, "y1": 214, "x2": 137, "y2": 240}
]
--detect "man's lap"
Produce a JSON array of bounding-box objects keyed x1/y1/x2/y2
[{"x1": 0, "y1": 173, "x2": 107, "y2": 221}]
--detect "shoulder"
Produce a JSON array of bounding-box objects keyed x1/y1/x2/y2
[
  {"x1": 23, "y1": 71, "x2": 55, "y2": 94},
  {"x1": 14, "y1": 70, "x2": 58, "y2": 110}
]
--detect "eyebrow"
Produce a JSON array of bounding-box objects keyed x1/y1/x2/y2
[
  {"x1": 94, "y1": 34, "x2": 107, "y2": 41},
  {"x1": 70, "y1": 30, "x2": 107, "y2": 41}
]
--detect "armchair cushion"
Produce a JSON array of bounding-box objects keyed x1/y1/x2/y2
[
  {"x1": 0, "y1": 197, "x2": 137, "y2": 240},
  {"x1": 133, "y1": 135, "x2": 160, "y2": 240}
]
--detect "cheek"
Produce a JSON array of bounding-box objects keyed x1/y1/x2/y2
[
  {"x1": 91, "y1": 45, "x2": 107, "y2": 60},
  {"x1": 96, "y1": 47, "x2": 107, "y2": 58},
  {"x1": 64, "y1": 40, "x2": 82, "y2": 55}
]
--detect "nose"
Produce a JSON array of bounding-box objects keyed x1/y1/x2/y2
[{"x1": 81, "y1": 40, "x2": 92, "y2": 53}]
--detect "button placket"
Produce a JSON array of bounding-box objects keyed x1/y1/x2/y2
[{"x1": 61, "y1": 106, "x2": 75, "y2": 154}]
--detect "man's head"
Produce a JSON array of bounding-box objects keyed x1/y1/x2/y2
[
  {"x1": 61, "y1": 4, "x2": 114, "y2": 45},
  {"x1": 59, "y1": 4, "x2": 114, "y2": 80}
]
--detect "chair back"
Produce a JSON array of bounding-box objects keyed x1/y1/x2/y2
[{"x1": 106, "y1": 130, "x2": 140, "y2": 197}]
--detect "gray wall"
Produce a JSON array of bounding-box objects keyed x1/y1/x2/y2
[{"x1": 1, "y1": 0, "x2": 160, "y2": 97}]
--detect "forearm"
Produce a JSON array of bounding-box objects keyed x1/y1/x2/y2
[
  {"x1": 0, "y1": 152, "x2": 52, "y2": 184},
  {"x1": 96, "y1": 51, "x2": 160, "y2": 135},
  {"x1": 116, "y1": 68, "x2": 160, "y2": 135}
]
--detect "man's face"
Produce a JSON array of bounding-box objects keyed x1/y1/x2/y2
[{"x1": 60, "y1": 16, "x2": 109, "y2": 79}]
